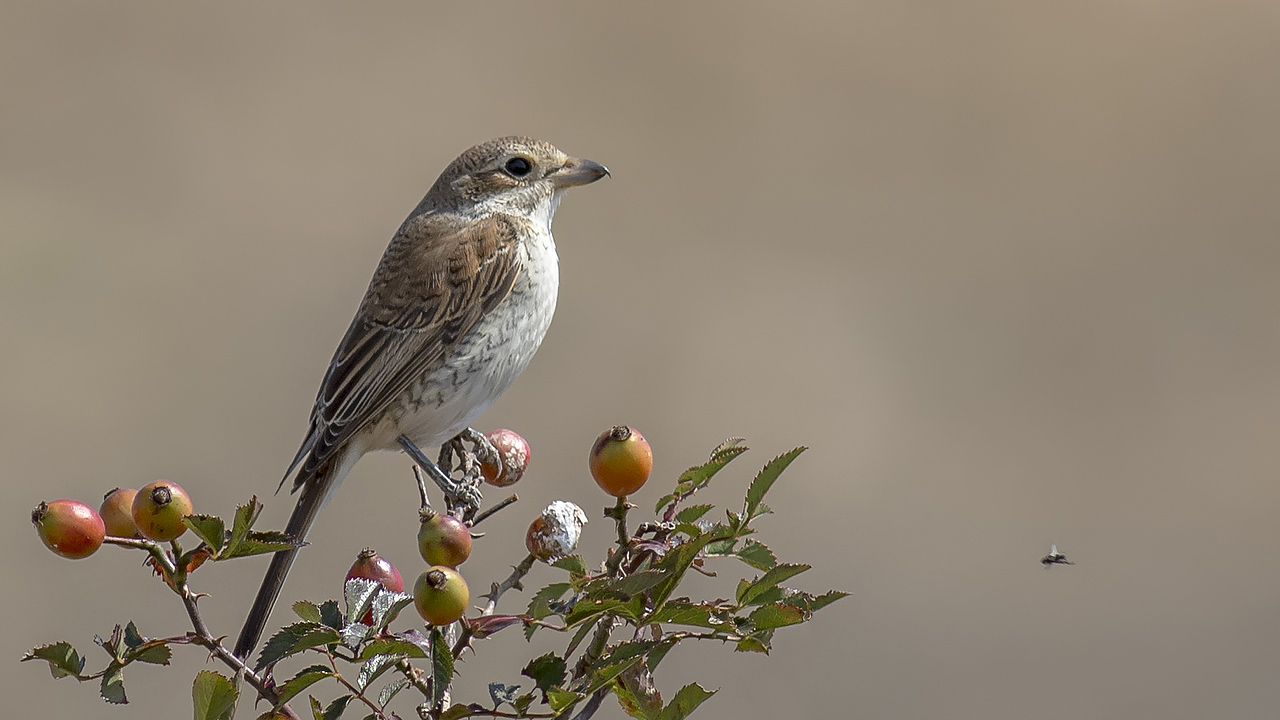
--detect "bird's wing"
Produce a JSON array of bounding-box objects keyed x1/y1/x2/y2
[{"x1": 283, "y1": 212, "x2": 525, "y2": 491}]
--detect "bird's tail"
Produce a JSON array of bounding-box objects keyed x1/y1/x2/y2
[{"x1": 233, "y1": 457, "x2": 343, "y2": 662}]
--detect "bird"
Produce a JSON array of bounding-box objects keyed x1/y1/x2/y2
[
  {"x1": 1040, "y1": 543, "x2": 1075, "y2": 567},
  {"x1": 233, "y1": 137, "x2": 608, "y2": 661}
]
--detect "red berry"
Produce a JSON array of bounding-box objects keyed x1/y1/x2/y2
[
  {"x1": 589, "y1": 426, "x2": 653, "y2": 497},
  {"x1": 100, "y1": 488, "x2": 140, "y2": 538},
  {"x1": 131, "y1": 480, "x2": 193, "y2": 541},
  {"x1": 417, "y1": 510, "x2": 472, "y2": 567},
  {"x1": 481, "y1": 429, "x2": 531, "y2": 487},
  {"x1": 32, "y1": 500, "x2": 106, "y2": 559},
  {"x1": 346, "y1": 548, "x2": 404, "y2": 624},
  {"x1": 413, "y1": 566, "x2": 469, "y2": 625}
]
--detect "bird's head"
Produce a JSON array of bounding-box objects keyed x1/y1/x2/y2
[{"x1": 423, "y1": 136, "x2": 609, "y2": 221}]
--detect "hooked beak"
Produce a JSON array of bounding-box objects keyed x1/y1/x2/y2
[{"x1": 550, "y1": 157, "x2": 610, "y2": 188}]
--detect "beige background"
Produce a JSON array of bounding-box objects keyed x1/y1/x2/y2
[{"x1": 4, "y1": 2, "x2": 1279, "y2": 718}]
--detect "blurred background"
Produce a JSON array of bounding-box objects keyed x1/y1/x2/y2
[{"x1": 4, "y1": 2, "x2": 1279, "y2": 718}]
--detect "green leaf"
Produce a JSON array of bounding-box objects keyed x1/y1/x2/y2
[
  {"x1": 521, "y1": 652, "x2": 566, "y2": 701},
  {"x1": 647, "y1": 533, "x2": 719, "y2": 613},
  {"x1": 564, "y1": 620, "x2": 596, "y2": 657},
  {"x1": 735, "y1": 629, "x2": 774, "y2": 654},
  {"x1": 275, "y1": 664, "x2": 333, "y2": 707},
  {"x1": 514, "y1": 692, "x2": 535, "y2": 715},
  {"x1": 733, "y1": 540, "x2": 777, "y2": 570},
  {"x1": 378, "y1": 677, "x2": 409, "y2": 706},
  {"x1": 319, "y1": 599, "x2": 344, "y2": 629},
  {"x1": 736, "y1": 563, "x2": 811, "y2": 606},
  {"x1": 674, "y1": 504, "x2": 714, "y2": 524},
  {"x1": 191, "y1": 670, "x2": 238, "y2": 720},
  {"x1": 614, "y1": 661, "x2": 663, "y2": 720},
  {"x1": 320, "y1": 694, "x2": 353, "y2": 720},
  {"x1": 431, "y1": 627, "x2": 453, "y2": 709},
  {"x1": 659, "y1": 683, "x2": 716, "y2": 720},
  {"x1": 183, "y1": 514, "x2": 226, "y2": 557},
  {"x1": 586, "y1": 655, "x2": 644, "y2": 694},
  {"x1": 612, "y1": 569, "x2": 671, "y2": 598},
  {"x1": 546, "y1": 688, "x2": 581, "y2": 712},
  {"x1": 645, "y1": 601, "x2": 723, "y2": 629},
  {"x1": 256, "y1": 623, "x2": 342, "y2": 670},
  {"x1": 645, "y1": 640, "x2": 676, "y2": 671},
  {"x1": 790, "y1": 589, "x2": 850, "y2": 613},
  {"x1": 122, "y1": 622, "x2": 144, "y2": 649},
  {"x1": 293, "y1": 600, "x2": 322, "y2": 623},
  {"x1": 552, "y1": 554, "x2": 589, "y2": 578},
  {"x1": 125, "y1": 641, "x2": 172, "y2": 665},
  {"x1": 747, "y1": 603, "x2": 807, "y2": 630},
  {"x1": 565, "y1": 598, "x2": 635, "y2": 628},
  {"x1": 224, "y1": 496, "x2": 262, "y2": 557},
  {"x1": 100, "y1": 664, "x2": 127, "y2": 704},
  {"x1": 441, "y1": 704, "x2": 475, "y2": 720},
  {"x1": 358, "y1": 637, "x2": 429, "y2": 660},
  {"x1": 369, "y1": 590, "x2": 414, "y2": 630},
  {"x1": 744, "y1": 447, "x2": 805, "y2": 521},
  {"x1": 656, "y1": 439, "x2": 749, "y2": 513},
  {"x1": 21, "y1": 642, "x2": 85, "y2": 678},
  {"x1": 220, "y1": 530, "x2": 299, "y2": 559},
  {"x1": 357, "y1": 653, "x2": 404, "y2": 691}
]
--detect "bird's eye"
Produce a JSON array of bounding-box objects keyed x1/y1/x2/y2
[{"x1": 504, "y1": 157, "x2": 533, "y2": 177}]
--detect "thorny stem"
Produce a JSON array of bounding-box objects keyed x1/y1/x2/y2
[
  {"x1": 604, "y1": 496, "x2": 632, "y2": 577},
  {"x1": 413, "y1": 466, "x2": 431, "y2": 509},
  {"x1": 452, "y1": 554, "x2": 536, "y2": 657}
]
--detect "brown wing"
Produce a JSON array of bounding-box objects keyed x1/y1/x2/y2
[{"x1": 284, "y1": 212, "x2": 524, "y2": 491}]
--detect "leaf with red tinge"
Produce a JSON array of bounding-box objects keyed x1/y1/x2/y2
[{"x1": 468, "y1": 614, "x2": 526, "y2": 639}]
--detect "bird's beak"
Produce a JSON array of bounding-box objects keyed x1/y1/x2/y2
[{"x1": 550, "y1": 157, "x2": 610, "y2": 188}]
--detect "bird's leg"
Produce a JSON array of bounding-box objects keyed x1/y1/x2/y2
[{"x1": 398, "y1": 434, "x2": 485, "y2": 520}]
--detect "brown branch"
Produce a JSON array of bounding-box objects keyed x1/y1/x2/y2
[{"x1": 469, "y1": 494, "x2": 518, "y2": 527}]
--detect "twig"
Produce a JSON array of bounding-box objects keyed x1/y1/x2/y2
[
  {"x1": 567, "y1": 688, "x2": 607, "y2": 720},
  {"x1": 327, "y1": 652, "x2": 388, "y2": 719},
  {"x1": 453, "y1": 554, "x2": 537, "y2": 657},
  {"x1": 413, "y1": 466, "x2": 431, "y2": 509},
  {"x1": 604, "y1": 496, "x2": 632, "y2": 577},
  {"x1": 470, "y1": 494, "x2": 518, "y2": 527}
]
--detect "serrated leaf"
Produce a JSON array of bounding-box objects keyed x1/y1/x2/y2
[
  {"x1": 586, "y1": 655, "x2": 645, "y2": 694},
  {"x1": 431, "y1": 627, "x2": 453, "y2": 709},
  {"x1": 370, "y1": 590, "x2": 414, "y2": 630},
  {"x1": 656, "y1": 440, "x2": 750, "y2": 514},
  {"x1": 735, "y1": 629, "x2": 773, "y2": 654},
  {"x1": 744, "y1": 447, "x2": 805, "y2": 520},
  {"x1": 192, "y1": 670, "x2": 238, "y2": 720},
  {"x1": 344, "y1": 577, "x2": 381, "y2": 625},
  {"x1": 275, "y1": 664, "x2": 333, "y2": 707},
  {"x1": 546, "y1": 688, "x2": 581, "y2": 712},
  {"x1": 96, "y1": 624, "x2": 124, "y2": 661},
  {"x1": 564, "y1": 619, "x2": 596, "y2": 657},
  {"x1": 221, "y1": 530, "x2": 300, "y2": 559},
  {"x1": 123, "y1": 622, "x2": 144, "y2": 649},
  {"x1": 733, "y1": 540, "x2": 777, "y2": 570},
  {"x1": 552, "y1": 554, "x2": 588, "y2": 577},
  {"x1": 615, "y1": 660, "x2": 663, "y2": 720},
  {"x1": 564, "y1": 598, "x2": 631, "y2": 628},
  {"x1": 674, "y1": 504, "x2": 714, "y2": 524},
  {"x1": 514, "y1": 692, "x2": 535, "y2": 714},
  {"x1": 100, "y1": 665, "x2": 127, "y2": 704},
  {"x1": 612, "y1": 569, "x2": 671, "y2": 597},
  {"x1": 22, "y1": 642, "x2": 85, "y2": 678},
  {"x1": 293, "y1": 600, "x2": 322, "y2": 623},
  {"x1": 659, "y1": 683, "x2": 716, "y2": 720},
  {"x1": 358, "y1": 653, "x2": 404, "y2": 691},
  {"x1": 378, "y1": 677, "x2": 409, "y2": 706},
  {"x1": 489, "y1": 682, "x2": 521, "y2": 708},
  {"x1": 647, "y1": 533, "x2": 719, "y2": 613},
  {"x1": 646, "y1": 640, "x2": 676, "y2": 671},
  {"x1": 225, "y1": 497, "x2": 262, "y2": 557},
  {"x1": 319, "y1": 599, "x2": 344, "y2": 629},
  {"x1": 646, "y1": 601, "x2": 722, "y2": 629},
  {"x1": 358, "y1": 638, "x2": 429, "y2": 660},
  {"x1": 256, "y1": 623, "x2": 342, "y2": 671},
  {"x1": 320, "y1": 694, "x2": 352, "y2": 720},
  {"x1": 126, "y1": 641, "x2": 172, "y2": 665},
  {"x1": 792, "y1": 589, "x2": 850, "y2": 613},
  {"x1": 747, "y1": 602, "x2": 807, "y2": 630},
  {"x1": 441, "y1": 704, "x2": 474, "y2": 720},
  {"x1": 340, "y1": 622, "x2": 370, "y2": 648},
  {"x1": 521, "y1": 652, "x2": 566, "y2": 701},
  {"x1": 184, "y1": 514, "x2": 226, "y2": 556},
  {"x1": 527, "y1": 582, "x2": 571, "y2": 619},
  {"x1": 736, "y1": 563, "x2": 811, "y2": 606}
]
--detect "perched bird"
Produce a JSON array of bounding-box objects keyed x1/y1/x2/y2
[
  {"x1": 233, "y1": 137, "x2": 608, "y2": 660},
  {"x1": 1040, "y1": 543, "x2": 1075, "y2": 567}
]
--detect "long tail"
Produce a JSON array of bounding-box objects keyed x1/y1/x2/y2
[{"x1": 233, "y1": 459, "x2": 337, "y2": 662}]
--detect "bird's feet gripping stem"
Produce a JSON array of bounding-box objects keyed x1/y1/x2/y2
[{"x1": 398, "y1": 429, "x2": 500, "y2": 521}]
